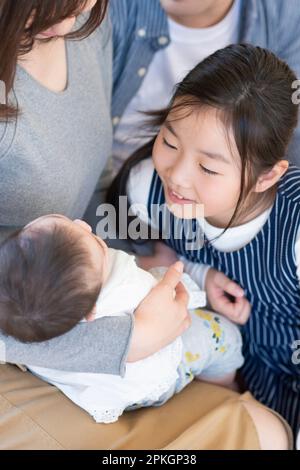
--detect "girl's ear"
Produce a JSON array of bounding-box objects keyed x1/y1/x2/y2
[
  {"x1": 254, "y1": 160, "x2": 289, "y2": 194},
  {"x1": 85, "y1": 304, "x2": 97, "y2": 322}
]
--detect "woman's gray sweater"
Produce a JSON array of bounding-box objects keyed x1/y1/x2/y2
[{"x1": 0, "y1": 16, "x2": 133, "y2": 376}]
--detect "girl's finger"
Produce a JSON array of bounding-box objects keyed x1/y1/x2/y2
[
  {"x1": 225, "y1": 298, "x2": 250, "y2": 324},
  {"x1": 216, "y1": 296, "x2": 239, "y2": 317},
  {"x1": 235, "y1": 298, "x2": 251, "y2": 323},
  {"x1": 217, "y1": 294, "x2": 246, "y2": 319},
  {"x1": 215, "y1": 271, "x2": 244, "y2": 297}
]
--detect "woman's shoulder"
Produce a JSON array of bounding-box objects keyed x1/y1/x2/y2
[
  {"x1": 0, "y1": 118, "x2": 16, "y2": 161},
  {"x1": 76, "y1": 11, "x2": 111, "y2": 51}
]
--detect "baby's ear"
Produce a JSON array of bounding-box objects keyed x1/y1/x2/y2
[{"x1": 85, "y1": 304, "x2": 97, "y2": 322}]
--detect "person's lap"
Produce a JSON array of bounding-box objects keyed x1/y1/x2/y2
[{"x1": 0, "y1": 363, "x2": 292, "y2": 450}]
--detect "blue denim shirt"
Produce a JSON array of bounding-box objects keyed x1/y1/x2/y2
[{"x1": 110, "y1": 0, "x2": 300, "y2": 165}]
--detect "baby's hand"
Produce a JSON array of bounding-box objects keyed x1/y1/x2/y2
[{"x1": 205, "y1": 268, "x2": 251, "y2": 325}]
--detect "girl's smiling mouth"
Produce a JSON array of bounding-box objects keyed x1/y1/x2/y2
[{"x1": 167, "y1": 186, "x2": 196, "y2": 204}]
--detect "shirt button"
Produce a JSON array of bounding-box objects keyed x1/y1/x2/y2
[
  {"x1": 137, "y1": 28, "x2": 146, "y2": 37},
  {"x1": 112, "y1": 116, "x2": 120, "y2": 126},
  {"x1": 137, "y1": 67, "x2": 147, "y2": 77},
  {"x1": 158, "y1": 36, "x2": 168, "y2": 46}
]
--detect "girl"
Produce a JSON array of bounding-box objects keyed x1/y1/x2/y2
[{"x1": 108, "y1": 43, "x2": 300, "y2": 439}]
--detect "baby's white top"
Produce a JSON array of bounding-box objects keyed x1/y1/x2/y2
[{"x1": 29, "y1": 248, "x2": 205, "y2": 423}]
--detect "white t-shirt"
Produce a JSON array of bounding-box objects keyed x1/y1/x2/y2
[
  {"x1": 28, "y1": 248, "x2": 205, "y2": 424},
  {"x1": 127, "y1": 158, "x2": 300, "y2": 291},
  {"x1": 112, "y1": 0, "x2": 241, "y2": 170}
]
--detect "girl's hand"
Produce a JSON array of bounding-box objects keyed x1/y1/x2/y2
[
  {"x1": 127, "y1": 261, "x2": 190, "y2": 362},
  {"x1": 205, "y1": 268, "x2": 251, "y2": 325},
  {"x1": 137, "y1": 242, "x2": 178, "y2": 271}
]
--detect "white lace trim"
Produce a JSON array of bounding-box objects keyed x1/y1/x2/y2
[
  {"x1": 86, "y1": 339, "x2": 183, "y2": 424},
  {"x1": 91, "y1": 408, "x2": 124, "y2": 424},
  {"x1": 89, "y1": 373, "x2": 179, "y2": 423},
  {"x1": 31, "y1": 334, "x2": 184, "y2": 425}
]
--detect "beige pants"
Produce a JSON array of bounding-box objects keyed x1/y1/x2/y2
[{"x1": 0, "y1": 364, "x2": 292, "y2": 450}]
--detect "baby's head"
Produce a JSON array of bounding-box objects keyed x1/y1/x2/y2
[{"x1": 0, "y1": 214, "x2": 109, "y2": 342}]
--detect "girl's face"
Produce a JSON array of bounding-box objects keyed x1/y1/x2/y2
[
  {"x1": 35, "y1": 0, "x2": 97, "y2": 39},
  {"x1": 152, "y1": 106, "x2": 242, "y2": 227}
]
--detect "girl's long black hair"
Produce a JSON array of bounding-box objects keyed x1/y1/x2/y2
[{"x1": 107, "y1": 43, "x2": 299, "y2": 241}]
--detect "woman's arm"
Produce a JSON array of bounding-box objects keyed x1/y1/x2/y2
[
  {"x1": 0, "y1": 315, "x2": 133, "y2": 376},
  {"x1": 0, "y1": 262, "x2": 189, "y2": 375}
]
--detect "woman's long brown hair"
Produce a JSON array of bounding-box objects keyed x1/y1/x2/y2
[{"x1": 0, "y1": 0, "x2": 109, "y2": 121}]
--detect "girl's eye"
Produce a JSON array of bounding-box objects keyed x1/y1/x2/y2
[
  {"x1": 199, "y1": 164, "x2": 218, "y2": 176},
  {"x1": 163, "y1": 137, "x2": 177, "y2": 150}
]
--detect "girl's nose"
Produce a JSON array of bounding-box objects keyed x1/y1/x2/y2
[{"x1": 167, "y1": 158, "x2": 191, "y2": 189}]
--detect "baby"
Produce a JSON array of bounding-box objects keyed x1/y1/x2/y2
[{"x1": 0, "y1": 214, "x2": 244, "y2": 423}]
